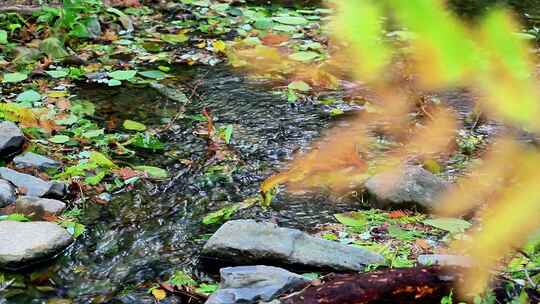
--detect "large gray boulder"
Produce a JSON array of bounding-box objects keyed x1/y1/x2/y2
[
  {"x1": 0, "y1": 167, "x2": 66, "y2": 198},
  {"x1": 0, "y1": 179, "x2": 16, "y2": 208},
  {"x1": 0, "y1": 221, "x2": 73, "y2": 269},
  {"x1": 0, "y1": 121, "x2": 25, "y2": 158},
  {"x1": 364, "y1": 166, "x2": 448, "y2": 210},
  {"x1": 16, "y1": 196, "x2": 66, "y2": 217},
  {"x1": 13, "y1": 152, "x2": 60, "y2": 170},
  {"x1": 202, "y1": 220, "x2": 385, "y2": 272},
  {"x1": 206, "y1": 266, "x2": 309, "y2": 304}
]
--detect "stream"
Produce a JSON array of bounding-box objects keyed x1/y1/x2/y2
[{"x1": 4, "y1": 65, "x2": 363, "y2": 303}]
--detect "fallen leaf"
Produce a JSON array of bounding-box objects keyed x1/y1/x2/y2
[{"x1": 151, "y1": 288, "x2": 167, "y2": 301}]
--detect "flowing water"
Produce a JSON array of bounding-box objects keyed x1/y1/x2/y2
[{"x1": 2, "y1": 65, "x2": 363, "y2": 303}]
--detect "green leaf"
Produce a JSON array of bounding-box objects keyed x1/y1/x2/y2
[
  {"x1": 134, "y1": 166, "x2": 168, "y2": 179},
  {"x1": 289, "y1": 51, "x2": 319, "y2": 62},
  {"x1": 195, "y1": 283, "x2": 219, "y2": 295},
  {"x1": 388, "y1": 226, "x2": 424, "y2": 241},
  {"x1": 273, "y1": 16, "x2": 308, "y2": 25},
  {"x1": 254, "y1": 18, "x2": 273, "y2": 30},
  {"x1": 273, "y1": 25, "x2": 296, "y2": 32},
  {"x1": 123, "y1": 120, "x2": 147, "y2": 131},
  {"x1": 161, "y1": 33, "x2": 188, "y2": 44},
  {"x1": 0, "y1": 213, "x2": 30, "y2": 222},
  {"x1": 0, "y1": 30, "x2": 7, "y2": 44},
  {"x1": 49, "y1": 135, "x2": 71, "y2": 144},
  {"x1": 139, "y1": 70, "x2": 168, "y2": 80},
  {"x1": 167, "y1": 271, "x2": 197, "y2": 287},
  {"x1": 288, "y1": 80, "x2": 311, "y2": 92},
  {"x1": 82, "y1": 129, "x2": 104, "y2": 139},
  {"x1": 107, "y1": 79, "x2": 122, "y2": 86},
  {"x1": 203, "y1": 205, "x2": 239, "y2": 225},
  {"x1": 59, "y1": 221, "x2": 86, "y2": 238},
  {"x1": 16, "y1": 90, "x2": 41, "y2": 103},
  {"x1": 46, "y1": 70, "x2": 69, "y2": 78},
  {"x1": 69, "y1": 22, "x2": 90, "y2": 38},
  {"x1": 423, "y1": 217, "x2": 472, "y2": 234},
  {"x1": 85, "y1": 171, "x2": 106, "y2": 185},
  {"x1": 334, "y1": 211, "x2": 367, "y2": 227},
  {"x1": 3, "y1": 72, "x2": 28, "y2": 83},
  {"x1": 219, "y1": 125, "x2": 233, "y2": 144},
  {"x1": 89, "y1": 151, "x2": 117, "y2": 169},
  {"x1": 129, "y1": 133, "x2": 165, "y2": 150},
  {"x1": 108, "y1": 70, "x2": 137, "y2": 80}
]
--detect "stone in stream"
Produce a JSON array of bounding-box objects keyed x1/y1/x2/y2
[
  {"x1": 364, "y1": 166, "x2": 448, "y2": 210},
  {"x1": 202, "y1": 220, "x2": 385, "y2": 272},
  {"x1": 0, "y1": 121, "x2": 25, "y2": 158},
  {"x1": 417, "y1": 254, "x2": 474, "y2": 268},
  {"x1": 0, "y1": 221, "x2": 73, "y2": 270},
  {"x1": 0, "y1": 179, "x2": 16, "y2": 208},
  {"x1": 16, "y1": 196, "x2": 67, "y2": 217},
  {"x1": 0, "y1": 167, "x2": 67, "y2": 198},
  {"x1": 206, "y1": 265, "x2": 309, "y2": 304},
  {"x1": 13, "y1": 151, "x2": 60, "y2": 170}
]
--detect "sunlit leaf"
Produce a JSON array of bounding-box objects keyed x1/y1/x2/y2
[
  {"x1": 108, "y1": 70, "x2": 137, "y2": 80},
  {"x1": 3, "y1": 72, "x2": 28, "y2": 83},
  {"x1": 422, "y1": 217, "x2": 472, "y2": 234},
  {"x1": 134, "y1": 165, "x2": 168, "y2": 179},
  {"x1": 273, "y1": 16, "x2": 308, "y2": 25},
  {"x1": 49, "y1": 135, "x2": 71, "y2": 144},
  {"x1": 123, "y1": 120, "x2": 147, "y2": 131},
  {"x1": 16, "y1": 90, "x2": 41, "y2": 103}
]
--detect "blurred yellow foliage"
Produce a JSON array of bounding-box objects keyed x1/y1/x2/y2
[{"x1": 250, "y1": 0, "x2": 540, "y2": 297}]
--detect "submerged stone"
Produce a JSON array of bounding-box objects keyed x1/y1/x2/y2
[
  {"x1": 0, "y1": 221, "x2": 73, "y2": 270},
  {"x1": 0, "y1": 179, "x2": 16, "y2": 208},
  {"x1": 14, "y1": 152, "x2": 60, "y2": 170},
  {"x1": 0, "y1": 167, "x2": 66, "y2": 198},
  {"x1": 364, "y1": 166, "x2": 448, "y2": 210},
  {"x1": 206, "y1": 265, "x2": 309, "y2": 304},
  {"x1": 0, "y1": 121, "x2": 25, "y2": 158},
  {"x1": 202, "y1": 220, "x2": 385, "y2": 272}
]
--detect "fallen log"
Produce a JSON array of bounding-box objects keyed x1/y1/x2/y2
[{"x1": 282, "y1": 266, "x2": 465, "y2": 304}]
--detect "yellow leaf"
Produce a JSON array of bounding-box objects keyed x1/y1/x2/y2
[
  {"x1": 151, "y1": 288, "x2": 167, "y2": 301},
  {"x1": 212, "y1": 40, "x2": 227, "y2": 53},
  {"x1": 47, "y1": 91, "x2": 68, "y2": 98}
]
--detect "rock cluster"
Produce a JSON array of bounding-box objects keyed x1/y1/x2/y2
[
  {"x1": 0, "y1": 121, "x2": 72, "y2": 270},
  {"x1": 203, "y1": 220, "x2": 385, "y2": 304}
]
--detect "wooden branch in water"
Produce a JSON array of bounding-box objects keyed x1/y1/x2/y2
[{"x1": 282, "y1": 266, "x2": 465, "y2": 304}]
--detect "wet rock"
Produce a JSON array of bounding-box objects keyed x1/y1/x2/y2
[
  {"x1": 364, "y1": 166, "x2": 448, "y2": 210},
  {"x1": 0, "y1": 121, "x2": 25, "y2": 158},
  {"x1": 0, "y1": 221, "x2": 73, "y2": 269},
  {"x1": 13, "y1": 152, "x2": 60, "y2": 170},
  {"x1": 202, "y1": 220, "x2": 385, "y2": 272},
  {"x1": 16, "y1": 196, "x2": 66, "y2": 216},
  {"x1": 417, "y1": 254, "x2": 474, "y2": 268},
  {"x1": 206, "y1": 266, "x2": 309, "y2": 304},
  {"x1": 0, "y1": 167, "x2": 66, "y2": 198},
  {"x1": 0, "y1": 179, "x2": 16, "y2": 208}
]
